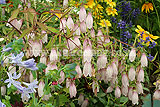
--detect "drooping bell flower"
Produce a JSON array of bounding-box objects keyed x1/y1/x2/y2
[
  {"x1": 38, "y1": 81, "x2": 45, "y2": 97},
  {"x1": 86, "y1": 12, "x2": 93, "y2": 29},
  {"x1": 153, "y1": 90, "x2": 160, "y2": 100},
  {"x1": 115, "y1": 86, "x2": 121, "y2": 98},
  {"x1": 106, "y1": 65, "x2": 113, "y2": 81},
  {"x1": 29, "y1": 71, "x2": 34, "y2": 83},
  {"x1": 81, "y1": 99, "x2": 89, "y2": 107},
  {"x1": 122, "y1": 73, "x2": 129, "y2": 87},
  {"x1": 73, "y1": 36, "x2": 81, "y2": 48},
  {"x1": 132, "y1": 90, "x2": 138, "y2": 105},
  {"x1": 1, "y1": 86, "x2": 6, "y2": 96},
  {"x1": 129, "y1": 48, "x2": 136, "y2": 62},
  {"x1": 128, "y1": 87, "x2": 133, "y2": 100},
  {"x1": 80, "y1": 21, "x2": 87, "y2": 33},
  {"x1": 83, "y1": 62, "x2": 92, "y2": 77},
  {"x1": 58, "y1": 71, "x2": 65, "y2": 84},
  {"x1": 63, "y1": 0, "x2": 68, "y2": 8},
  {"x1": 83, "y1": 46, "x2": 93, "y2": 63},
  {"x1": 92, "y1": 80, "x2": 99, "y2": 95},
  {"x1": 107, "y1": 86, "x2": 113, "y2": 93},
  {"x1": 112, "y1": 62, "x2": 118, "y2": 76},
  {"x1": 7, "y1": 19, "x2": 23, "y2": 31},
  {"x1": 41, "y1": 30, "x2": 48, "y2": 43},
  {"x1": 128, "y1": 67, "x2": 136, "y2": 81},
  {"x1": 90, "y1": 28, "x2": 95, "y2": 38},
  {"x1": 105, "y1": 38, "x2": 110, "y2": 44},
  {"x1": 40, "y1": 53, "x2": 47, "y2": 65},
  {"x1": 75, "y1": 27, "x2": 80, "y2": 36},
  {"x1": 75, "y1": 65, "x2": 82, "y2": 78},
  {"x1": 78, "y1": 94, "x2": 84, "y2": 105},
  {"x1": 83, "y1": 38, "x2": 92, "y2": 49},
  {"x1": 141, "y1": 53, "x2": 148, "y2": 67},
  {"x1": 79, "y1": 6, "x2": 86, "y2": 22},
  {"x1": 137, "y1": 68, "x2": 144, "y2": 82},
  {"x1": 27, "y1": 33, "x2": 35, "y2": 39},
  {"x1": 45, "y1": 63, "x2": 57, "y2": 74},
  {"x1": 67, "y1": 16, "x2": 74, "y2": 30},
  {"x1": 121, "y1": 85, "x2": 128, "y2": 96},
  {"x1": 97, "y1": 54, "x2": 107, "y2": 70},
  {"x1": 136, "y1": 82, "x2": 143, "y2": 94},
  {"x1": 69, "y1": 82, "x2": 77, "y2": 98},
  {"x1": 29, "y1": 40, "x2": 42, "y2": 57},
  {"x1": 50, "y1": 48, "x2": 58, "y2": 62},
  {"x1": 66, "y1": 78, "x2": 71, "y2": 88},
  {"x1": 97, "y1": 30, "x2": 104, "y2": 45},
  {"x1": 60, "y1": 18, "x2": 67, "y2": 33}
]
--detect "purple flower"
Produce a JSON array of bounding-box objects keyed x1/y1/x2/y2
[
  {"x1": 132, "y1": 8, "x2": 140, "y2": 18},
  {"x1": 0, "y1": 0, "x2": 6, "y2": 4},
  {"x1": 19, "y1": 58, "x2": 38, "y2": 70},
  {"x1": 23, "y1": 80, "x2": 39, "y2": 93},
  {"x1": 148, "y1": 54, "x2": 154, "y2": 61},
  {"x1": 0, "y1": 100, "x2": 6, "y2": 107},
  {"x1": 4, "y1": 72, "x2": 21, "y2": 88},
  {"x1": 117, "y1": 20, "x2": 127, "y2": 29},
  {"x1": 8, "y1": 52, "x2": 24, "y2": 64},
  {"x1": 1, "y1": 47, "x2": 12, "y2": 52},
  {"x1": 110, "y1": 17, "x2": 116, "y2": 23},
  {"x1": 149, "y1": 42, "x2": 156, "y2": 48}
]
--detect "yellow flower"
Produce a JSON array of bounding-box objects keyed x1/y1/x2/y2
[
  {"x1": 93, "y1": 11, "x2": 104, "y2": 19},
  {"x1": 141, "y1": 2, "x2": 153, "y2": 13},
  {"x1": 85, "y1": 0, "x2": 95, "y2": 9},
  {"x1": 105, "y1": 0, "x2": 116, "y2": 7},
  {"x1": 99, "y1": 19, "x2": 111, "y2": 27},
  {"x1": 135, "y1": 25, "x2": 159, "y2": 46},
  {"x1": 106, "y1": 7, "x2": 118, "y2": 16},
  {"x1": 95, "y1": 4, "x2": 103, "y2": 12}
]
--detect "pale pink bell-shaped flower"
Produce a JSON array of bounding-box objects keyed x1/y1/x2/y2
[
  {"x1": 83, "y1": 62, "x2": 92, "y2": 77},
  {"x1": 83, "y1": 38, "x2": 92, "y2": 49},
  {"x1": 92, "y1": 80, "x2": 99, "y2": 93},
  {"x1": 136, "y1": 82, "x2": 143, "y2": 94},
  {"x1": 128, "y1": 87, "x2": 133, "y2": 100},
  {"x1": 7, "y1": 19, "x2": 23, "y2": 31},
  {"x1": 128, "y1": 67, "x2": 136, "y2": 81},
  {"x1": 38, "y1": 81, "x2": 45, "y2": 97},
  {"x1": 121, "y1": 85, "x2": 128, "y2": 96},
  {"x1": 97, "y1": 30, "x2": 104, "y2": 45},
  {"x1": 29, "y1": 40, "x2": 42, "y2": 57},
  {"x1": 78, "y1": 94, "x2": 84, "y2": 105},
  {"x1": 45, "y1": 63, "x2": 57, "y2": 74},
  {"x1": 75, "y1": 27, "x2": 80, "y2": 35},
  {"x1": 90, "y1": 28, "x2": 95, "y2": 38},
  {"x1": 153, "y1": 90, "x2": 160, "y2": 100},
  {"x1": 80, "y1": 21, "x2": 87, "y2": 33},
  {"x1": 79, "y1": 6, "x2": 86, "y2": 22},
  {"x1": 67, "y1": 16, "x2": 74, "y2": 30},
  {"x1": 60, "y1": 18, "x2": 67, "y2": 33},
  {"x1": 106, "y1": 65, "x2": 113, "y2": 81},
  {"x1": 27, "y1": 33, "x2": 35, "y2": 39},
  {"x1": 50, "y1": 48, "x2": 58, "y2": 62},
  {"x1": 115, "y1": 86, "x2": 121, "y2": 98},
  {"x1": 97, "y1": 54, "x2": 107, "y2": 70},
  {"x1": 42, "y1": 93, "x2": 52, "y2": 101},
  {"x1": 29, "y1": 71, "x2": 34, "y2": 82},
  {"x1": 83, "y1": 46, "x2": 93, "y2": 63},
  {"x1": 86, "y1": 12, "x2": 93, "y2": 29},
  {"x1": 129, "y1": 48, "x2": 136, "y2": 62},
  {"x1": 1, "y1": 86, "x2": 6, "y2": 96},
  {"x1": 112, "y1": 62, "x2": 118, "y2": 76},
  {"x1": 132, "y1": 91, "x2": 138, "y2": 105},
  {"x1": 122, "y1": 73, "x2": 129, "y2": 87},
  {"x1": 81, "y1": 99, "x2": 89, "y2": 107},
  {"x1": 105, "y1": 38, "x2": 110, "y2": 44},
  {"x1": 66, "y1": 78, "x2": 71, "y2": 88},
  {"x1": 41, "y1": 30, "x2": 48, "y2": 43},
  {"x1": 40, "y1": 53, "x2": 47, "y2": 65},
  {"x1": 63, "y1": 0, "x2": 68, "y2": 7},
  {"x1": 67, "y1": 38, "x2": 76, "y2": 51},
  {"x1": 137, "y1": 68, "x2": 144, "y2": 82},
  {"x1": 141, "y1": 53, "x2": 148, "y2": 67},
  {"x1": 76, "y1": 65, "x2": 82, "y2": 78},
  {"x1": 107, "y1": 86, "x2": 113, "y2": 93},
  {"x1": 69, "y1": 82, "x2": 77, "y2": 98},
  {"x1": 58, "y1": 71, "x2": 65, "y2": 84},
  {"x1": 73, "y1": 36, "x2": 81, "y2": 47}
]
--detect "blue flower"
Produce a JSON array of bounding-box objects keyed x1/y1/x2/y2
[
  {"x1": 110, "y1": 17, "x2": 116, "y2": 23},
  {"x1": 117, "y1": 20, "x2": 127, "y2": 29},
  {"x1": 1, "y1": 47, "x2": 12, "y2": 53},
  {"x1": 19, "y1": 58, "x2": 38, "y2": 71},
  {"x1": 148, "y1": 54, "x2": 154, "y2": 61},
  {"x1": 0, "y1": 0, "x2": 6, "y2": 4},
  {"x1": 132, "y1": 8, "x2": 140, "y2": 18},
  {"x1": 8, "y1": 52, "x2": 24, "y2": 64},
  {"x1": 0, "y1": 100, "x2": 6, "y2": 107},
  {"x1": 4, "y1": 72, "x2": 21, "y2": 88},
  {"x1": 23, "y1": 80, "x2": 39, "y2": 93}
]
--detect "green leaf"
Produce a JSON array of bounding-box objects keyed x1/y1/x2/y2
[
  {"x1": 97, "y1": 92, "x2": 106, "y2": 98},
  {"x1": 37, "y1": 22, "x2": 48, "y2": 31},
  {"x1": 31, "y1": 70, "x2": 37, "y2": 79},
  {"x1": 59, "y1": 94, "x2": 69, "y2": 106},
  {"x1": 37, "y1": 63, "x2": 47, "y2": 72},
  {"x1": 10, "y1": 9, "x2": 20, "y2": 21},
  {"x1": 120, "y1": 97, "x2": 128, "y2": 103},
  {"x1": 20, "y1": 27, "x2": 33, "y2": 38},
  {"x1": 64, "y1": 63, "x2": 77, "y2": 71},
  {"x1": 151, "y1": 52, "x2": 158, "y2": 62},
  {"x1": 70, "y1": 102, "x2": 75, "y2": 107},
  {"x1": 47, "y1": 26, "x2": 59, "y2": 33},
  {"x1": 98, "y1": 97, "x2": 106, "y2": 105}
]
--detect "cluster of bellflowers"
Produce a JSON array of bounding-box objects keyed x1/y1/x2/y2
[{"x1": 1, "y1": 48, "x2": 39, "y2": 102}]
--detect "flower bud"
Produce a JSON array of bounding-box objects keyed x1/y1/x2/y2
[
  {"x1": 132, "y1": 91, "x2": 138, "y2": 105},
  {"x1": 79, "y1": 7, "x2": 86, "y2": 22},
  {"x1": 67, "y1": 16, "x2": 74, "y2": 30},
  {"x1": 92, "y1": 80, "x2": 99, "y2": 94},
  {"x1": 122, "y1": 73, "x2": 129, "y2": 87},
  {"x1": 45, "y1": 63, "x2": 57, "y2": 74},
  {"x1": 69, "y1": 82, "x2": 77, "y2": 98},
  {"x1": 128, "y1": 67, "x2": 135, "y2": 81},
  {"x1": 90, "y1": 28, "x2": 95, "y2": 38},
  {"x1": 29, "y1": 40, "x2": 42, "y2": 57},
  {"x1": 83, "y1": 62, "x2": 92, "y2": 77},
  {"x1": 58, "y1": 71, "x2": 65, "y2": 84},
  {"x1": 66, "y1": 78, "x2": 71, "y2": 88},
  {"x1": 112, "y1": 62, "x2": 118, "y2": 76},
  {"x1": 86, "y1": 12, "x2": 93, "y2": 29},
  {"x1": 107, "y1": 86, "x2": 113, "y2": 93},
  {"x1": 137, "y1": 68, "x2": 144, "y2": 82},
  {"x1": 115, "y1": 86, "x2": 121, "y2": 98},
  {"x1": 78, "y1": 94, "x2": 84, "y2": 105},
  {"x1": 97, "y1": 54, "x2": 107, "y2": 70},
  {"x1": 136, "y1": 82, "x2": 143, "y2": 94},
  {"x1": 129, "y1": 48, "x2": 136, "y2": 62},
  {"x1": 67, "y1": 38, "x2": 76, "y2": 50},
  {"x1": 73, "y1": 36, "x2": 81, "y2": 47},
  {"x1": 121, "y1": 85, "x2": 128, "y2": 96},
  {"x1": 80, "y1": 21, "x2": 87, "y2": 33},
  {"x1": 83, "y1": 46, "x2": 92, "y2": 63},
  {"x1": 106, "y1": 65, "x2": 113, "y2": 81},
  {"x1": 76, "y1": 65, "x2": 82, "y2": 78},
  {"x1": 1, "y1": 86, "x2": 6, "y2": 96},
  {"x1": 41, "y1": 30, "x2": 48, "y2": 43},
  {"x1": 63, "y1": 0, "x2": 68, "y2": 8},
  {"x1": 60, "y1": 18, "x2": 67, "y2": 33},
  {"x1": 38, "y1": 81, "x2": 45, "y2": 97},
  {"x1": 81, "y1": 99, "x2": 89, "y2": 107},
  {"x1": 40, "y1": 53, "x2": 47, "y2": 65},
  {"x1": 141, "y1": 53, "x2": 148, "y2": 67},
  {"x1": 50, "y1": 48, "x2": 58, "y2": 62},
  {"x1": 153, "y1": 90, "x2": 160, "y2": 100},
  {"x1": 128, "y1": 87, "x2": 133, "y2": 100}
]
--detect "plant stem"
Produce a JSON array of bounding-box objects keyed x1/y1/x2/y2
[{"x1": 152, "y1": 0, "x2": 160, "y2": 28}]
